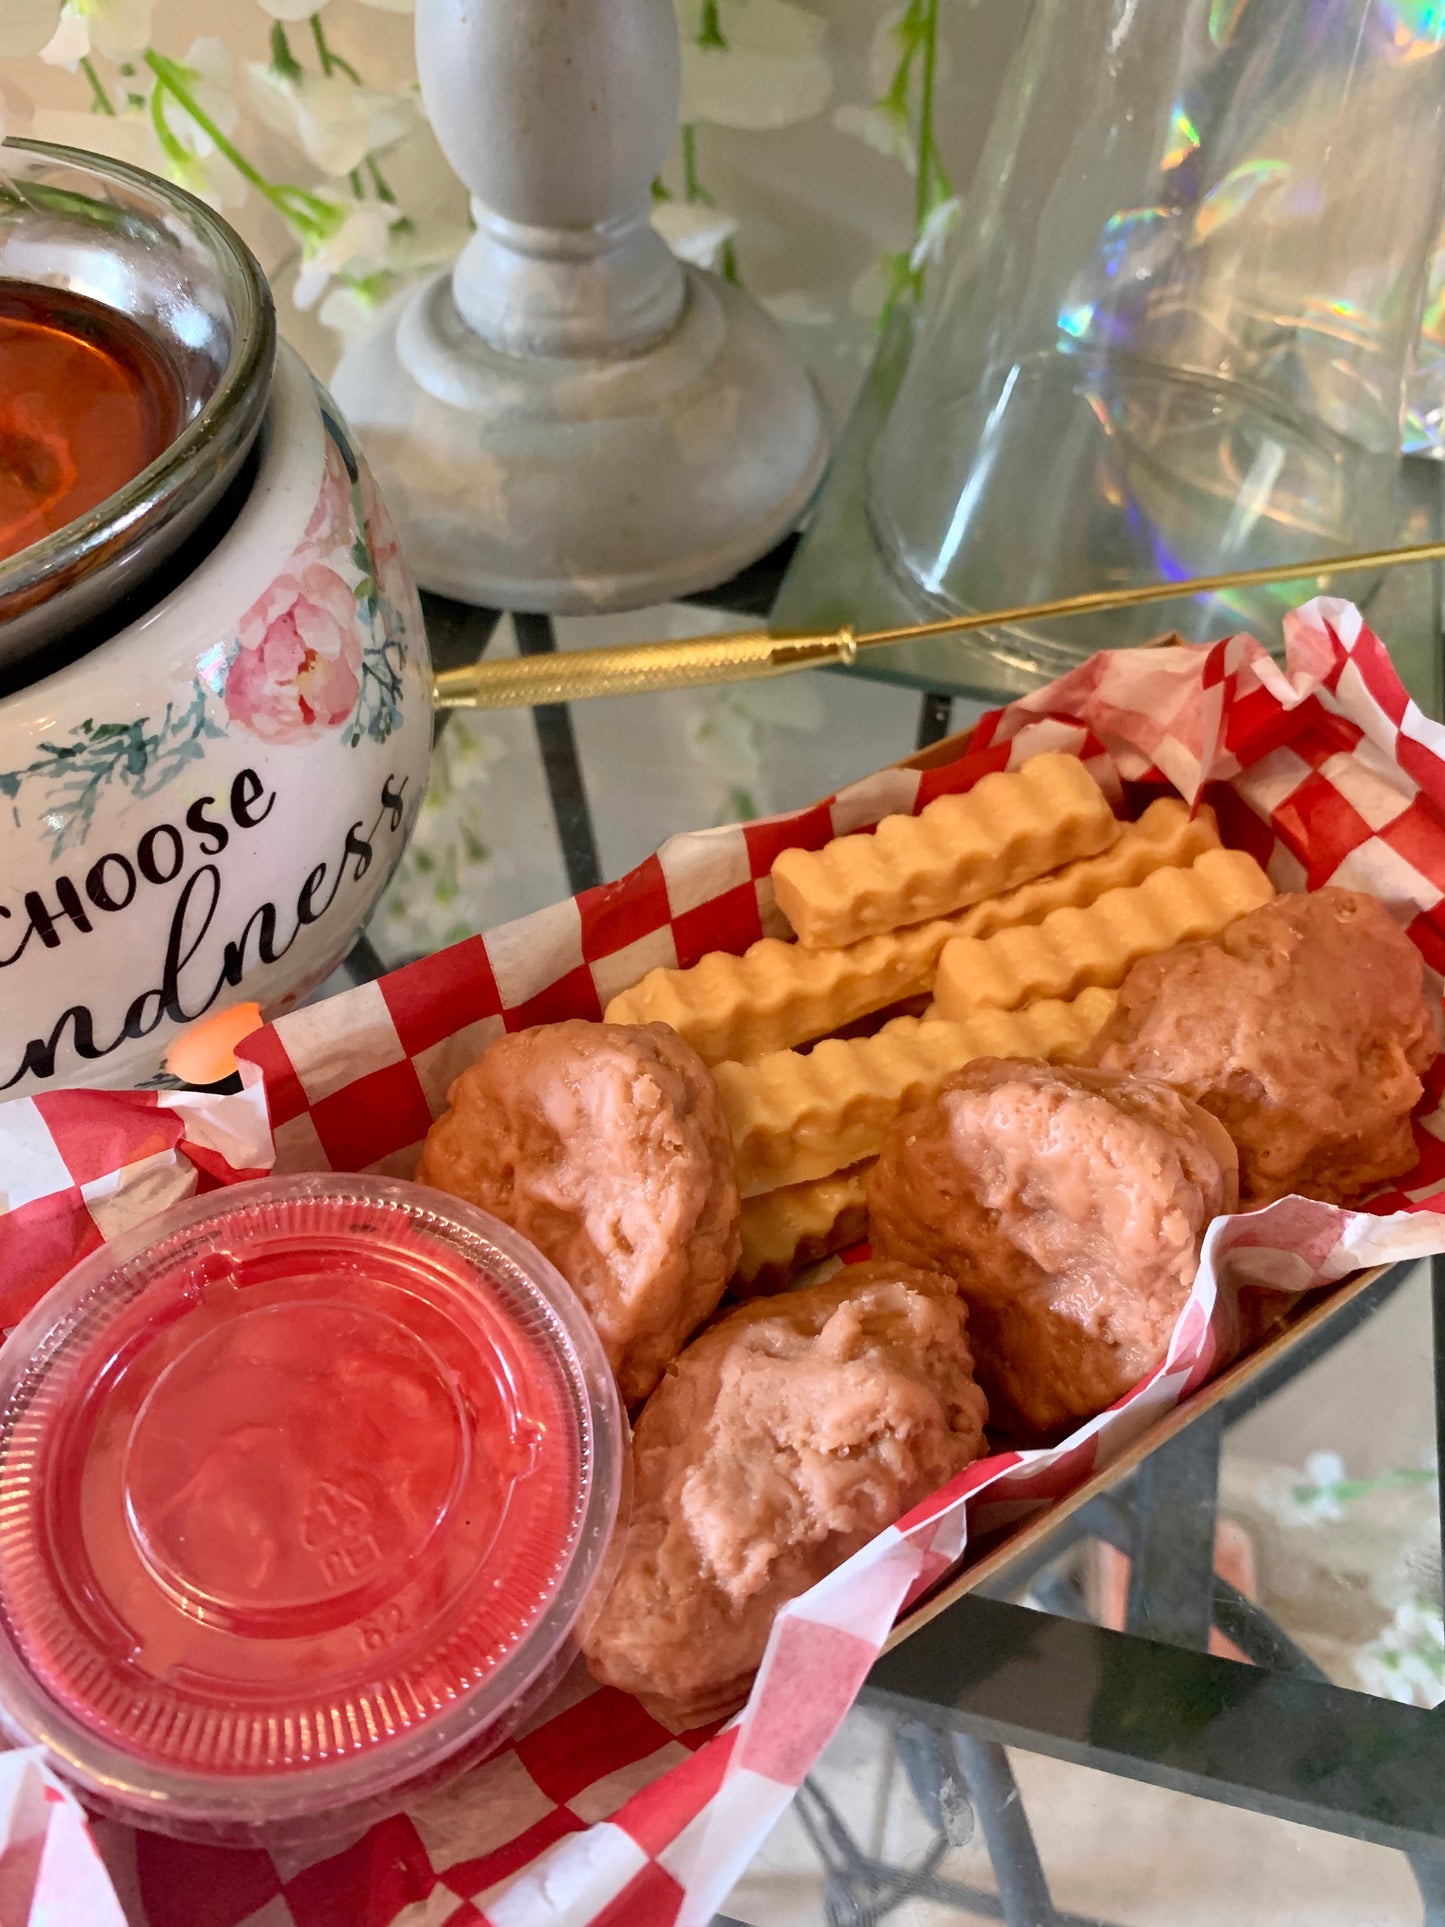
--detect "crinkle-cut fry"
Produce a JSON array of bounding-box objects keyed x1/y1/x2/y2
[
  {"x1": 950, "y1": 796, "x2": 1221, "y2": 944},
  {"x1": 770, "y1": 751, "x2": 1118, "y2": 949},
  {"x1": 605, "y1": 922, "x2": 951, "y2": 1066},
  {"x1": 716, "y1": 990, "x2": 1117, "y2": 1197},
  {"x1": 934, "y1": 846, "x2": 1275, "y2": 1019},
  {"x1": 605, "y1": 796, "x2": 1217, "y2": 1067},
  {"x1": 734, "y1": 1163, "x2": 873, "y2": 1297}
]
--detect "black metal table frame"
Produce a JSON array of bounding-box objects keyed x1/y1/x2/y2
[{"x1": 401, "y1": 576, "x2": 1445, "y2": 1925}]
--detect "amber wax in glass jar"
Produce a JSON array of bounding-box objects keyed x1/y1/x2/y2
[{"x1": 0, "y1": 282, "x2": 183, "y2": 563}]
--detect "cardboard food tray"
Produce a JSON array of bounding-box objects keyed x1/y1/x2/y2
[
  {"x1": 5, "y1": 596, "x2": 1445, "y2": 1927},
  {"x1": 885, "y1": 1258, "x2": 1392, "y2": 1652}
]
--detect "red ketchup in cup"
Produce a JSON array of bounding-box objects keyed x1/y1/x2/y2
[{"x1": 0, "y1": 1177, "x2": 624, "y2": 1844}]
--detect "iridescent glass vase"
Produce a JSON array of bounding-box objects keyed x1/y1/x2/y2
[{"x1": 869, "y1": 0, "x2": 1445, "y2": 672}]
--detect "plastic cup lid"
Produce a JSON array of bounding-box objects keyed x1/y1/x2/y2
[{"x1": 0, "y1": 1174, "x2": 625, "y2": 1839}]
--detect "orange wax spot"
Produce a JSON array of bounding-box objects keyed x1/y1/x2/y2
[{"x1": 166, "y1": 1003, "x2": 264, "y2": 1086}]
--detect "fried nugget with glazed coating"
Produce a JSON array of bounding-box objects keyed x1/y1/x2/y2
[
  {"x1": 1086, "y1": 888, "x2": 1437, "y2": 1206},
  {"x1": 868, "y1": 1058, "x2": 1238, "y2": 1440},
  {"x1": 582, "y1": 1260, "x2": 989, "y2": 1729},
  {"x1": 417, "y1": 1021, "x2": 740, "y2": 1403}
]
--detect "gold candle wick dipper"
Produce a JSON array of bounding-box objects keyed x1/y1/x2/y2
[{"x1": 432, "y1": 538, "x2": 1445, "y2": 711}]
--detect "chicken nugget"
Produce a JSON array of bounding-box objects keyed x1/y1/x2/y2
[
  {"x1": 417, "y1": 1020, "x2": 740, "y2": 1403},
  {"x1": 1087, "y1": 888, "x2": 1437, "y2": 1205},
  {"x1": 582, "y1": 1260, "x2": 988, "y2": 1728},
  {"x1": 868, "y1": 1058, "x2": 1237, "y2": 1439}
]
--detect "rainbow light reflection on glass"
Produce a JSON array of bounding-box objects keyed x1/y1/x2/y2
[
  {"x1": 1207, "y1": 0, "x2": 1250, "y2": 48},
  {"x1": 1192, "y1": 158, "x2": 1291, "y2": 242},
  {"x1": 1161, "y1": 104, "x2": 1202, "y2": 171},
  {"x1": 1380, "y1": 0, "x2": 1445, "y2": 57}
]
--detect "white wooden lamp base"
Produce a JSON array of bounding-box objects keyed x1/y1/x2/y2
[{"x1": 331, "y1": 0, "x2": 828, "y2": 614}]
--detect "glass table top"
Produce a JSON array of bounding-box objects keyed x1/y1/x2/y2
[{"x1": 772, "y1": 316, "x2": 1445, "y2": 720}]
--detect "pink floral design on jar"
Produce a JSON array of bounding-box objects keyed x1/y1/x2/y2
[
  {"x1": 224, "y1": 561, "x2": 363, "y2": 744},
  {"x1": 358, "y1": 462, "x2": 411, "y2": 620},
  {"x1": 304, "y1": 433, "x2": 356, "y2": 557}
]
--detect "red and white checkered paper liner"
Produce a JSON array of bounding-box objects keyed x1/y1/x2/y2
[
  {"x1": 6, "y1": 596, "x2": 1445, "y2": 1927},
  {"x1": 0, "y1": 1749, "x2": 126, "y2": 1927}
]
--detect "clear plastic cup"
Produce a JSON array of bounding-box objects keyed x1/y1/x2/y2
[{"x1": 0, "y1": 1174, "x2": 626, "y2": 1845}]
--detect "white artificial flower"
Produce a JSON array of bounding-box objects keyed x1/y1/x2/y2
[
  {"x1": 247, "y1": 64, "x2": 414, "y2": 178},
  {"x1": 868, "y1": 5, "x2": 906, "y2": 94},
  {"x1": 40, "y1": 0, "x2": 155, "y2": 63},
  {"x1": 36, "y1": 44, "x2": 243, "y2": 213},
  {"x1": 186, "y1": 149, "x2": 250, "y2": 214},
  {"x1": 370, "y1": 716, "x2": 503, "y2": 960},
  {"x1": 831, "y1": 102, "x2": 916, "y2": 172},
  {"x1": 650, "y1": 199, "x2": 737, "y2": 272},
  {"x1": 689, "y1": 698, "x2": 766, "y2": 801},
  {"x1": 294, "y1": 200, "x2": 393, "y2": 309},
  {"x1": 729, "y1": 674, "x2": 824, "y2": 734},
  {"x1": 834, "y1": 6, "x2": 952, "y2": 173},
  {"x1": 909, "y1": 195, "x2": 962, "y2": 272},
  {"x1": 52, "y1": 41, "x2": 246, "y2": 210},
  {"x1": 168, "y1": 39, "x2": 240, "y2": 155},
  {"x1": 1355, "y1": 1599, "x2": 1445, "y2": 1709},
  {"x1": 0, "y1": 0, "x2": 60, "y2": 58},
  {"x1": 675, "y1": 0, "x2": 831, "y2": 131},
  {"x1": 317, "y1": 281, "x2": 380, "y2": 338},
  {"x1": 687, "y1": 675, "x2": 824, "y2": 818},
  {"x1": 1354, "y1": 1651, "x2": 1414, "y2": 1704},
  {"x1": 88, "y1": 0, "x2": 152, "y2": 55},
  {"x1": 1303, "y1": 1449, "x2": 1348, "y2": 1492},
  {"x1": 1255, "y1": 1449, "x2": 1350, "y2": 1527},
  {"x1": 386, "y1": 214, "x2": 468, "y2": 275},
  {"x1": 849, "y1": 257, "x2": 891, "y2": 320},
  {"x1": 761, "y1": 290, "x2": 834, "y2": 326},
  {"x1": 37, "y1": 5, "x2": 87, "y2": 64},
  {"x1": 868, "y1": 3, "x2": 952, "y2": 95},
  {"x1": 314, "y1": 216, "x2": 464, "y2": 335}
]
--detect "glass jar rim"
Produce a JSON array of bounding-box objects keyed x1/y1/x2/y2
[{"x1": 0, "y1": 140, "x2": 275, "y2": 635}]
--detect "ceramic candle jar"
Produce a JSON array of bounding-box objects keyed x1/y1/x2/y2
[{"x1": 0, "y1": 145, "x2": 433, "y2": 1095}]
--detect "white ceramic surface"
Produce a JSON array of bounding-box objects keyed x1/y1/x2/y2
[
  {"x1": 336, "y1": 267, "x2": 828, "y2": 613},
  {"x1": 419, "y1": 0, "x2": 684, "y2": 358},
  {"x1": 331, "y1": 0, "x2": 827, "y2": 615},
  {"x1": 0, "y1": 345, "x2": 434, "y2": 1096}
]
